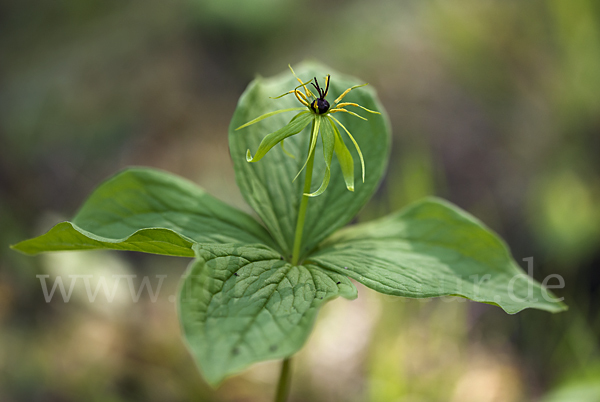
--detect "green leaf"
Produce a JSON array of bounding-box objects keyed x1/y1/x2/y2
[
  {"x1": 12, "y1": 168, "x2": 276, "y2": 256},
  {"x1": 12, "y1": 222, "x2": 197, "y2": 257},
  {"x1": 245, "y1": 111, "x2": 313, "y2": 162},
  {"x1": 229, "y1": 61, "x2": 391, "y2": 257},
  {"x1": 178, "y1": 243, "x2": 357, "y2": 386},
  {"x1": 310, "y1": 197, "x2": 567, "y2": 314}
]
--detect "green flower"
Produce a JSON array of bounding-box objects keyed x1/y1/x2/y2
[{"x1": 236, "y1": 65, "x2": 379, "y2": 197}]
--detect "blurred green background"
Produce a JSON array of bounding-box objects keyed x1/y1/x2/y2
[{"x1": 1, "y1": 0, "x2": 599, "y2": 401}]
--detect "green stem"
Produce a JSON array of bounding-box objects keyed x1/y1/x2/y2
[
  {"x1": 274, "y1": 357, "x2": 293, "y2": 402},
  {"x1": 275, "y1": 121, "x2": 316, "y2": 402},
  {"x1": 291, "y1": 120, "x2": 316, "y2": 266}
]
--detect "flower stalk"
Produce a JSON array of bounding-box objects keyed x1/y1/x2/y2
[
  {"x1": 274, "y1": 357, "x2": 293, "y2": 402},
  {"x1": 292, "y1": 119, "x2": 317, "y2": 265},
  {"x1": 277, "y1": 119, "x2": 317, "y2": 402},
  {"x1": 236, "y1": 68, "x2": 383, "y2": 399}
]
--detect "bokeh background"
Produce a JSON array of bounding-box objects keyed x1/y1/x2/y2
[{"x1": 2, "y1": 0, "x2": 599, "y2": 401}]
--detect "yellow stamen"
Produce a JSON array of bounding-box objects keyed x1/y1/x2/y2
[
  {"x1": 294, "y1": 90, "x2": 310, "y2": 107},
  {"x1": 335, "y1": 102, "x2": 380, "y2": 114},
  {"x1": 271, "y1": 79, "x2": 314, "y2": 100},
  {"x1": 289, "y1": 65, "x2": 316, "y2": 99},
  {"x1": 329, "y1": 108, "x2": 367, "y2": 121},
  {"x1": 334, "y1": 83, "x2": 369, "y2": 104}
]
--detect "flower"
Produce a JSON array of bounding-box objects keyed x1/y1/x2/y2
[{"x1": 235, "y1": 65, "x2": 379, "y2": 197}]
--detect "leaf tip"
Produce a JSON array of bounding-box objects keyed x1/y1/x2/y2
[{"x1": 9, "y1": 241, "x2": 33, "y2": 255}]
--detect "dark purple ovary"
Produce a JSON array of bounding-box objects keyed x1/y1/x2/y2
[{"x1": 311, "y1": 99, "x2": 330, "y2": 114}]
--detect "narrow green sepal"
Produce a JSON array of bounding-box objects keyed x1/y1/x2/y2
[
  {"x1": 306, "y1": 118, "x2": 334, "y2": 197},
  {"x1": 293, "y1": 117, "x2": 320, "y2": 183},
  {"x1": 246, "y1": 112, "x2": 313, "y2": 163},
  {"x1": 329, "y1": 117, "x2": 355, "y2": 192},
  {"x1": 330, "y1": 116, "x2": 365, "y2": 183},
  {"x1": 280, "y1": 140, "x2": 295, "y2": 159}
]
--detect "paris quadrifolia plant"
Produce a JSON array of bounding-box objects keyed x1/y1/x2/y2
[{"x1": 12, "y1": 62, "x2": 566, "y2": 402}]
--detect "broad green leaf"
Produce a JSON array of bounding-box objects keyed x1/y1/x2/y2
[
  {"x1": 12, "y1": 168, "x2": 276, "y2": 256},
  {"x1": 230, "y1": 61, "x2": 391, "y2": 257},
  {"x1": 246, "y1": 111, "x2": 313, "y2": 162},
  {"x1": 178, "y1": 243, "x2": 357, "y2": 386},
  {"x1": 310, "y1": 197, "x2": 567, "y2": 314},
  {"x1": 12, "y1": 222, "x2": 197, "y2": 257}
]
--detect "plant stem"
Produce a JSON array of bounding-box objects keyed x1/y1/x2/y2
[
  {"x1": 274, "y1": 357, "x2": 293, "y2": 402},
  {"x1": 291, "y1": 121, "x2": 316, "y2": 266},
  {"x1": 276, "y1": 122, "x2": 316, "y2": 402}
]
